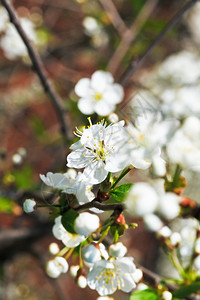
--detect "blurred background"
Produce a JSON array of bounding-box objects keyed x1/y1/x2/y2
[{"x1": 0, "y1": 0, "x2": 200, "y2": 299}]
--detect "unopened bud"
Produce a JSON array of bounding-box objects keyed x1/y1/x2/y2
[
  {"x1": 23, "y1": 199, "x2": 37, "y2": 213},
  {"x1": 77, "y1": 275, "x2": 87, "y2": 288}
]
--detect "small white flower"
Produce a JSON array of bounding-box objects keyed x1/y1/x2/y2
[
  {"x1": 109, "y1": 242, "x2": 127, "y2": 258},
  {"x1": 87, "y1": 257, "x2": 136, "y2": 296},
  {"x1": 23, "y1": 199, "x2": 36, "y2": 213},
  {"x1": 167, "y1": 116, "x2": 200, "y2": 172},
  {"x1": 12, "y1": 153, "x2": 22, "y2": 165},
  {"x1": 40, "y1": 171, "x2": 95, "y2": 204},
  {"x1": 53, "y1": 216, "x2": 86, "y2": 247},
  {"x1": 162, "y1": 291, "x2": 172, "y2": 300},
  {"x1": 49, "y1": 243, "x2": 60, "y2": 255},
  {"x1": 67, "y1": 119, "x2": 129, "y2": 184},
  {"x1": 74, "y1": 212, "x2": 100, "y2": 236},
  {"x1": 143, "y1": 214, "x2": 163, "y2": 232},
  {"x1": 77, "y1": 275, "x2": 87, "y2": 288},
  {"x1": 46, "y1": 257, "x2": 68, "y2": 278},
  {"x1": 0, "y1": 18, "x2": 36, "y2": 59},
  {"x1": 125, "y1": 182, "x2": 158, "y2": 216},
  {"x1": 75, "y1": 70, "x2": 124, "y2": 116}
]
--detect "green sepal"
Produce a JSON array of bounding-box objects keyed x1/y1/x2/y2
[{"x1": 61, "y1": 209, "x2": 79, "y2": 234}]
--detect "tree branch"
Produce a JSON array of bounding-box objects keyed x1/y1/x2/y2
[
  {"x1": 0, "y1": 0, "x2": 70, "y2": 141},
  {"x1": 120, "y1": 0, "x2": 200, "y2": 85},
  {"x1": 108, "y1": 0, "x2": 159, "y2": 75},
  {"x1": 74, "y1": 198, "x2": 124, "y2": 212},
  {"x1": 99, "y1": 0, "x2": 127, "y2": 37}
]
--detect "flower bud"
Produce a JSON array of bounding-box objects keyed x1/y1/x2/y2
[
  {"x1": 77, "y1": 275, "x2": 87, "y2": 288},
  {"x1": 74, "y1": 212, "x2": 100, "y2": 236},
  {"x1": 170, "y1": 232, "x2": 181, "y2": 247},
  {"x1": 46, "y1": 257, "x2": 68, "y2": 278},
  {"x1": 69, "y1": 265, "x2": 79, "y2": 278},
  {"x1": 162, "y1": 291, "x2": 172, "y2": 300},
  {"x1": 109, "y1": 242, "x2": 127, "y2": 258},
  {"x1": 23, "y1": 199, "x2": 36, "y2": 213},
  {"x1": 195, "y1": 238, "x2": 200, "y2": 254},
  {"x1": 49, "y1": 243, "x2": 60, "y2": 255},
  {"x1": 82, "y1": 244, "x2": 101, "y2": 263},
  {"x1": 158, "y1": 226, "x2": 172, "y2": 239},
  {"x1": 143, "y1": 214, "x2": 163, "y2": 232}
]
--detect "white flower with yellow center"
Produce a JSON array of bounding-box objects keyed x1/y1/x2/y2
[
  {"x1": 53, "y1": 216, "x2": 86, "y2": 247},
  {"x1": 75, "y1": 70, "x2": 124, "y2": 116},
  {"x1": 67, "y1": 119, "x2": 129, "y2": 184},
  {"x1": 87, "y1": 257, "x2": 136, "y2": 296}
]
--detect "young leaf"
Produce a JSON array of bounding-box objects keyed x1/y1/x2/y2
[
  {"x1": 130, "y1": 288, "x2": 158, "y2": 300},
  {"x1": 61, "y1": 209, "x2": 79, "y2": 234},
  {"x1": 110, "y1": 183, "x2": 133, "y2": 202},
  {"x1": 173, "y1": 282, "x2": 200, "y2": 298}
]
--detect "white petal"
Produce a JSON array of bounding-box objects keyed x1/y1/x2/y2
[
  {"x1": 67, "y1": 150, "x2": 92, "y2": 169},
  {"x1": 103, "y1": 83, "x2": 124, "y2": 104},
  {"x1": 94, "y1": 100, "x2": 115, "y2": 116},
  {"x1": 75, "y1": 78, "x2": 91, "y2": 97},
  {"x1": 83, "y1": 162, "x2": 108, "y2": 184},
  {"x1": 91, "y1": 70, "x2": 114, "y2": 92},
  {"x1": 78, "y1": 97, "x2": 95, "y2": 115}
]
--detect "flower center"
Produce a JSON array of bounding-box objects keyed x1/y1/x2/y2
[{"x1": 94, "y1": 92, "x2": 102, "y2": 101}]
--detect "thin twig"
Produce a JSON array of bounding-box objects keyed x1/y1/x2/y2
[
  {"x1": 1, "y1": 0, "x2": 69, "y2": 141},
  {"x1": 74, "y1": 198, "x2": 124, "y2": 212},
  {"x1": 120, "y1": 0, "x2": 200, "y2": 85},
  {"x1": 99, "y1": 0, "x2": 127, "y2": 36},
  {"x1": 108, "y1": 0, "x2": 159, "y2": 75}
]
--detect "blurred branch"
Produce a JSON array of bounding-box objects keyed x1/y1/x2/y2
[
  {"x1": 0, "y1": 222, "x2": 51, "y2": 261},
  {"x1": 0, "y1": 0, "x2": 70, "y2": 142},
  {"x1": 99, "y1": 0, "x2": 127, "y2": 36},
  {"x1": 74, "y1": 198, "x2": 124, "y2": 213},
  {"x1": 120, "y1": 0, "x2": 200, "y2": 85},
  {"x1": 108, "y1": 0, "x2": 159, "y2": 75}
]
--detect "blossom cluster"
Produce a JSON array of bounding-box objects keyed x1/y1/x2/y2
[{"x1": 24, "y1": 56, "x2": 200, "y2": 298}]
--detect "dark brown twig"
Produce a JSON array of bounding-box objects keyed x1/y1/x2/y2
[
  {"x1": 0, "y1": 0, "x2": 69, "y2": 141},
  {"x1": 120, "y1": 0, "x2": 200, "y2": 85},
  {"x1": 74, "y1": 198, "x2": 124, "y2": 212}
]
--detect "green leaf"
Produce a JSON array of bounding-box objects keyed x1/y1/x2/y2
[
  {"x1": 130, "y1": 289, "x2": 158, "y2": 300},
  {"x1": 61, "y1": 209, "x2": 79, "y2": 234},
  {"x1": 12, "y1": 165, "x2": 34, "y2": 189},
  {"x1": 110, "y1": 183, "x2": 133, "y2": 202},
  {"x1": 0, "y1": 197, "x2": 14, "y2": 213},
  {"x1": 173, "y1": 282, "x2": 200, "y2": 298}
]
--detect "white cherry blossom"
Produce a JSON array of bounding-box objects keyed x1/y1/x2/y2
[
  {"x1": 167, "y1": 116, "x2": 200, "y2": 172},
  {"x1": 109, "y1": 242, "x2": 127, "y2": 258},
  {"x1": 40, "y1": 170, "x2": 95, "y2": 204},
  {"x1": 87, "y1": 257, "x2": 136, "y2": 296},
  {"x1": 0, "y1": 18, "x2": 36, "y2": 59},
  {"x1": 53, "y1": 216, "x2": 86, "y2": 247},
  {"x1": 75, "y1": 70, "x2": 124, "y2": 116},
  {"x1": 67, "y1": 119, "x2": 129, "y2": 184}
]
